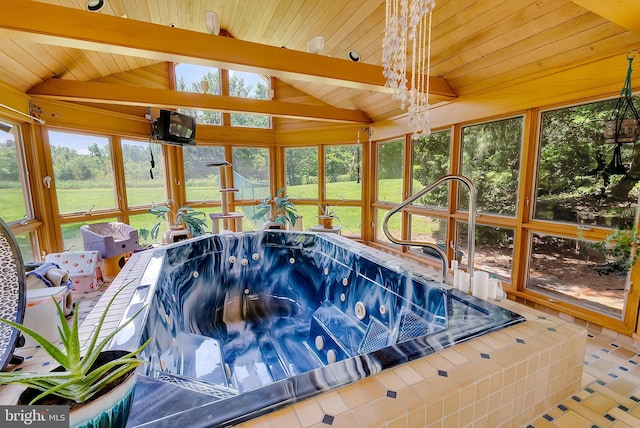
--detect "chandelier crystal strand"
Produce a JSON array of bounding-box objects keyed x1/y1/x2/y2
[{"x1": 382, "y1": 0, "x2": 436, "y2": 136}]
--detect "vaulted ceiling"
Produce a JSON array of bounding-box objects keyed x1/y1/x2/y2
[{"x1": 0, "y1": 0, "x2": 639, "y2": 127}]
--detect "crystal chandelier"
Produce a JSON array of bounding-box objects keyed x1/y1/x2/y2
[{"x1": 382, "y1": 0, "x2": 436, "y2": 136}]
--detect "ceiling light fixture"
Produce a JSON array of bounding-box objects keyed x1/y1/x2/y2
[
  {"x1": 382, "y1": 0, "x2": 436, "y2": 136},
  {"x1": 307, "y1": 35, "x2": 325, "y2": 54},
  {"x1": 347, "y1": 50, "x2": 360, "y2": 62},
  {"x1": 205, "y1": 10, "x2": 220, "y2": 35},
  {"x1": 86, "y1": 0, "x2": 105, "y2": 12}
]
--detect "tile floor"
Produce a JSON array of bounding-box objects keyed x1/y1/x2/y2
[{"x1": 526, "y1": 328, "x2": 640, "y2": 428}]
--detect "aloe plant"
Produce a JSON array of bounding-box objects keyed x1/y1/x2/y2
[{"x1": 0, "y1": 281, "x2": 150, "y2": 404}]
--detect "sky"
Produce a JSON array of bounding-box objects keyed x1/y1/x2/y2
[{"x1": 176, "y1": 63, "x2": 267, "y2": 97}]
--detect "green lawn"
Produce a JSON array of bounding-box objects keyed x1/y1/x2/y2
[{"x1": 2, "y1": 179, "x2": 414, "y2": 248}]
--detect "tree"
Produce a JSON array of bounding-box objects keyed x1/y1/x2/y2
[
  {"x1": 285, "y1": 147, "x2": 317, "y2": 186},
  {"x1": 412, "y1": 130, "x2": 450, "y2": 206},
  {"x1": 0, "y1": 141, "x2": 19, "y2": 182},
  {"x1": 379, "y1": 139, "x2": 404, "y2": 179}
]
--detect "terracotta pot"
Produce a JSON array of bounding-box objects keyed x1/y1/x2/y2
[{"x1": 320, "y1": 215, "x2": 334, "y2": 229}]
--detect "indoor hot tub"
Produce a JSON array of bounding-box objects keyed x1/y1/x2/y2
[{"x1": 112, "y1": 231, "x2": 524, "y2": 427}]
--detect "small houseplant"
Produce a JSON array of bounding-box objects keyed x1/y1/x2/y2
[
  {"x1": 0, "y1": 281, "x2": 150, "y2": 428},
  {"x1": 252, "y1": 188, "x2": 298, "y2": 229},
  {"x1": 149, "y1": 199, "x2": 208, "y2": 243},
  {"x1": 317, "y1": 200, "x2": 342, "y2": 229},
  {"x1": 592, "y1": 227, "x2": 640, "y2": 273},
  {"x1": 138, "y1": 222, "x2": 161, "y2": 249}
]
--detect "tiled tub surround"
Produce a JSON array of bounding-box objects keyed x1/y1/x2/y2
[
  {"x1": 112, "y1": 231, "x2": 528, "y2": 426},
  {"x1": 0, "y1": 232, "x2": 586, "y2": 427}
]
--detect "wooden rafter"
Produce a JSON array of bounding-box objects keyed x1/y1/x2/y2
[
  {"x1": 0, "y1": 0, "x2": 455, "y2": 100},
  {"x1": 28, "y1": 79, "x2": 371, "y2": 123}
]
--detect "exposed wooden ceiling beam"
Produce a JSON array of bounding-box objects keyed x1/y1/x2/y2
[
  {"x1": 0, "y1": 0, "x2": 455, "y2": 100},
  {"x1": 572, "y1": 0, "x2": 640, "y2": 34},
  {"x1": 28, "y1": 79, "x2": 371, "y2": 124}
]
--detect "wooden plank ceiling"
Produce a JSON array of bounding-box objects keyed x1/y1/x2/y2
[{"x1": 0, "y1": 0, "x2": 639, "y2": 125}]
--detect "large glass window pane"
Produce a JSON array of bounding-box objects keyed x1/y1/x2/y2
[
  {"x1": 285, "y1": 147, "x2": 318, "y2": 199},
  {"x1": 459, "y1": 117, "x2": 523, "y2": 216},
  {"x1": 409, "y1": 214, "x2": 447, "y2": 243},
  {"x1": 332, "y1": 206, "x2": 361, "y2": 238},
  {"x1": 527, "y1": 232, "x2": 625, "y2": 318},
  {"x1": 409, "y1": 214, "x2": 447, "y2": 258},
  {"x1": 376, "y1": 208, "x2": 397, "y2": 244},
  {"x1": 325, "y1": 145, "x2": 362, "y2": 201},
  {"x1": 411, "y1": 130, "x2": 450, "y2": 208},
  {"x1": 377, "y1": 139, "x2": 404, "y2": 203},
  {"x1": 15, "y1": 231, "x2": 38, "y2": 262},
  {"x1": 184, "y1": 146, "x2": 226, "y2": 202},
  {"x1": 49, "y1": 131, "x2": 115, "y2": 214},
  {"x1": 290, "y1": 204, "x2": 318, "y2": 231},
  {"x1": 535, "y1": 98, "x2": 640, "y2": 228},
  {"x1": 122, "y1": 139, "x2": 165, "y2": 207},
  {"x1": 456, "y1": 222, "x2": 514, "y2": 280},
  {"x1": 229, "y1": 70, "x2": 270, "y2": 128},
  {"x1": 0, "y1": 119, "x2": 32, "y2": 223},
  {"x1": 175, "y1": 63, "x2": 222, "y2": 125},
  {"x1": 232, "y1": 147, "x2": 270, "y2": 200}
]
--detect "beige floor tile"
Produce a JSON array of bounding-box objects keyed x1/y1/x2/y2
[
  {"x1": 580, "y1": 391, "x2": 617, "y2": 414},
  {"x1": 553, "y1": 410, "x2": 594, "y2": 428}
]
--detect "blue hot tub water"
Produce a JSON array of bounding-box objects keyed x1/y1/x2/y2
[{"x1": 114, "y1": 231, "x2": 524, "y2": 427}]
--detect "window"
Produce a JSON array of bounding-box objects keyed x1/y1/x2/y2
[
  {"x1": 229, "y1": 70, "x2": 270, "y2": 128},
  {"x1": 456, "y1": 222, "x2": 514, "y2": 280},
  {"x1": 48, "y1": 130, "x2": 115, "y2": 214},
  {"x1": 122, "y1": 139, "x2": 165, "y2": 207},
  {"x1": 411, "y1": 130, "x2": 450, "y2": 208},
  {"x1": 408, "y1": 214, "x2": 447, "y2": 257},
  {"x1": 0, "y1": 119, "x2": 32, "y2": 223},
  {"x1": 183, "y1": 145, "x2": 226, "y2": 203},
  {"x1": 175, "y1": 63, "x2": 222, "y2": 125},
  {"x1": 285, "y1": 147, "x2": 318, "y2": 199},
  {"x1": 375, "y1": 208, "x2": 395, "y2": 243},
  {"x1": 232, "y1": 147, "x2": 270, "y2": 200},
  {"x1": 325, "y1": 145, "x2": 362, "y2": 200},
  {"x1": 459, "y1": 117, "x2": 523, "y2": 216},
  {"x1": 332, "y1": 206, "x2": 361, "y2": 238},
  {"x1": 535, "y1": 98, "x2": 640, "y2": 228},
  {"x1": 527, "y1": 232, "x2": 625, "y2": 318},
  {"x1": 377, "y1": 138, "x2": 404, "y2": 204}
]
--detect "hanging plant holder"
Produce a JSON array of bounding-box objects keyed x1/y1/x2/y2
[{"x1": 604, "y1": 54, "x2": 640, "y2": 145}]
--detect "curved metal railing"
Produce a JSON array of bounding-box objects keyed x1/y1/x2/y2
[{"x1": 382, "y1": 174, "x2": 477, "y2": 283}]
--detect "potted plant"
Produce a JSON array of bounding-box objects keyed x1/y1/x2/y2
[
  {"x1": 252, "y1": 188, "x2": 298, "y2": 230},
  {"x1": 592, "y1": 227, "x2": 640, "y2": 273},
  {"x1": 317, "y1": 200, "x2": 342, "y2": 229},
  {"x1": 0, "y1": 281, "x2": 150, "y2": 428},
  {"x1": 149, "y1": 199, "x2": 208, "y2": 244},
  {"x1": 137, "y1": 222, "x2": 162, "y2": 250}
]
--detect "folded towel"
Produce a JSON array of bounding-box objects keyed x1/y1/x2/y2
[
  {"x1": 45, "y1": 268, "x2": 69, "y2": 287},
  {"x1": 25, "y1": 262, "x2": 73, "y2": 290}
]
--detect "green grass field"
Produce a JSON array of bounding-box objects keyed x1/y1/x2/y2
[{"x1": 2, "y1": 178, "x2": 444, "y2": 251}]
